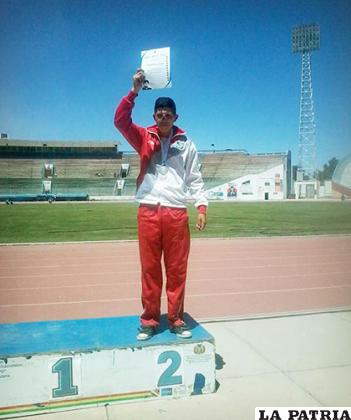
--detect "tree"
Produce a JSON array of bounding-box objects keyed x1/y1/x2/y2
[{"x1": 317, "y1": 157, "x2": 339, "y2": 183}]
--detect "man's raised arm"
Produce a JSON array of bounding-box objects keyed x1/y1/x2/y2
[{"x1": 114, "y1": 69, "x2": 146, "y2": 154}]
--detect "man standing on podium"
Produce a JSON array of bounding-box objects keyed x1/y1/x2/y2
[{"x1": 114, "y1": 69, "x2": 208, "y2": 340}]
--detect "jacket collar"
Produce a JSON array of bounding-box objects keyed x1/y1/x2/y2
[{"x1": 146, "y1": 125, "x2": 187, "y2": 142}]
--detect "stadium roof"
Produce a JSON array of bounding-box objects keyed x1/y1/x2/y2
[{"x1": 0, "y1": 139, "x2": 120, "y2": 148}]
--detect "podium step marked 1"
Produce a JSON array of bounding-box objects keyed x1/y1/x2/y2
[{"x1": 0, "y1": 314, "x2": 216, "y2": 418}]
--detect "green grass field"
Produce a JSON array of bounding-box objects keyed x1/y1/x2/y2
[{"x1": 0, "y1": 201, "x2": 350, "y2": 244}]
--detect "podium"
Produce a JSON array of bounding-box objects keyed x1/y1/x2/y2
[{"x1": 0, "y1": 314, "x2": 216, "y2": 418}]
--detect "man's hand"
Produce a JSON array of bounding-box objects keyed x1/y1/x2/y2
[
  {"x1": 132, "y1": 69, "x2": 145, "y2": 94},
  {"x1": 196, "y1": 213, "x2": 206, "y2": 231}
]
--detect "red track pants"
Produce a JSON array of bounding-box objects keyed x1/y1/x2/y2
[{"x1": 137, "y1": 204, "x2": 190, "y2": 328}]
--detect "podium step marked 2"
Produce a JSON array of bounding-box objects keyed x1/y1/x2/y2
[{"x1": 0, "y1": 314, "x2": 216, "y2": 418}]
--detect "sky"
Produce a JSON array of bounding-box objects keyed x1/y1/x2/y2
[{"x1": 0, "y1": 0, "x2": 350, "y2": 169}]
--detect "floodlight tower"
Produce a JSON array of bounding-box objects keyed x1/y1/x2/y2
[{"x1": 292, "y1": 23, "x2": 320, "y2": 180}]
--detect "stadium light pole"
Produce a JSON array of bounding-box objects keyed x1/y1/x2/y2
[{"x1": 292, "y1": 23, "x2": 320, "y2": 181}]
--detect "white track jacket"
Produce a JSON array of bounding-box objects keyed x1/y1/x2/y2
[{"x1": 114, "y1": 91, "x2": 208, "y2": 210}]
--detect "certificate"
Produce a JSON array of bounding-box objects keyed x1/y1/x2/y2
[{"x1": 140, "y1": 47, "x2": 171, "y2": 90}]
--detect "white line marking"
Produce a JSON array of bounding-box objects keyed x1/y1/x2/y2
[
  {"x1": 1, "y1": 253, "x2": 351, "y2": 270},
  {"x1": 1, "y1": 250, "x2": 350, "y2": 264},
  {"x1": 0, "y1": 233, "x2": 350, "y2": 247},
  {"x1": 1, "y1": 285, "x2": 350, "y2": 308},
  {"x1": 0, "y1": 259, "x2": 350, "y2": 276},
  {"x1": 0, "y1": 271, "x2": 350, "y2": 291}
]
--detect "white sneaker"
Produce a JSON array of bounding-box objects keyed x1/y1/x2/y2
[
  {"x1": 171, "y1": 324, "x2": 192, "y2": 339},
  {"x1": 137, "y1": 326, "x2": 155, "y2": 341}
]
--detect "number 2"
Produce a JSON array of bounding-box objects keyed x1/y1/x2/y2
[{"x1": 157, "y1": 350, "x2": 182, "y2": 387}]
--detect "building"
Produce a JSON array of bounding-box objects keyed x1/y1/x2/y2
[{"x1": 203, "y1": 151, "x2": 291, "y2": 201}]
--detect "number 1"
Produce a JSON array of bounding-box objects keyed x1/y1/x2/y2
[{"x1": 52, "y1": 357, "x2": 78, "y2": 398}]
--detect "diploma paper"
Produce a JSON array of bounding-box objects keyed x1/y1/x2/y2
[{"x1": 141, "y1": 47, "x2": 171, "y2": 90}]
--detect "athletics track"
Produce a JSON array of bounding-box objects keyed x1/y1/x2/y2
[{"x1": 1, "y1": 235, "x2": 350, "y2": 324}]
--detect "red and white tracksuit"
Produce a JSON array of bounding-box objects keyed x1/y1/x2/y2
[{"x1": 114, "y1": 91, "x2": 208, "y2": 327}]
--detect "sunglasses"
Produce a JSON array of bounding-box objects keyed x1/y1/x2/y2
[{"x1": 154, "y1": 111, "x2": 175, "y2": 120}]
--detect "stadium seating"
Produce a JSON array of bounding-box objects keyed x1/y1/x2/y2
[
  {"x1": 199, "y1": 152, "x2": 285, "y2": 188},
  {"x1": 0, "y1": 151, "x2": 287, "y2": 197},
  {"x1": 0, "y1": 159, "x2": 123, "y2": 195}
]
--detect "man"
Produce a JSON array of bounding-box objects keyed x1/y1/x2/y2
[{"x1": 114, "y1": 69, "x2": 208, "y2": 340}]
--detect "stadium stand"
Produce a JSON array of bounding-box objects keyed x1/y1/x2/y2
[
  {"x1": 0, "y1": 140, "x2": 123, "y2": 199},
  {"x1": 0, "y1": 138, "x2": 291, "y2": 200},
  {"x1": 0, "y1": 158, "x2": 123, "y2": 195},
  {"x1": 117, "y1": 153, "x2": 140, "y2": 196},
  {"x1": 199, "y1": 151, "x2": 289, "y2": 190}
]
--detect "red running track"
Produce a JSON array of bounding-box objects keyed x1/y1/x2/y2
[{"x1": 0, "y1": 236, "x2": 350, "y2": 324}]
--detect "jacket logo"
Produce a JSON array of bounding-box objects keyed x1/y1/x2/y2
[{"x1": 171, "y1": 140, "x2": 186, "y2": 151}]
